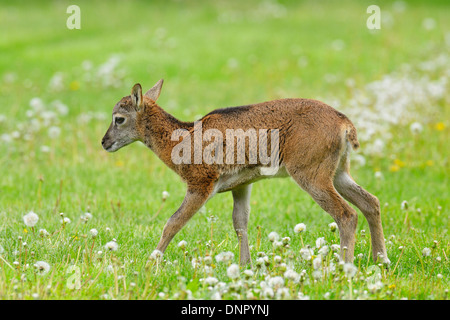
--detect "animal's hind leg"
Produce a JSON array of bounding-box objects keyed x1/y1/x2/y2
[
  {"x1": 232, "y1": 184, "x2": 252, "y2": 266},
  {"x1": 286, "y1": 164, "x2": 358, "y2": 262},
  {"x1": 334, "y1": 167, "x2": 389, "y2": 264}
]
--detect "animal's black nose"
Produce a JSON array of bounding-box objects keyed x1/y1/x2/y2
[{"x1": 101, "y1": 137, "x2": 106, "y2": 145}]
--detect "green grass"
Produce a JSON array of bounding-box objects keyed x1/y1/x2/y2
[{"x1": 0, "y1": 0, "x2": 449, "y2": 300}]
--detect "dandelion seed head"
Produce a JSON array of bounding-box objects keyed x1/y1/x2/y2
[
  {"x1": 23, "y1": 211, "x2": 39, "y2": 227},
  {"x1": 343, "y1": 263, "x2": 357, "y2": 278},
  {"x1": 422, "y1": 247, "x2": 431, "y2": 257},
  {"x1": 149, "y1": 249, "x2": 163, "y2": 261},
  {"x1": 48, "y1": 126, "x2": 61, "y2": 139},
  {"x1": 401, "y1": 200, "x2": 408, "y2": 210},
  {"x1": 318, "y1": 245, "x2": 329, "y2": 256},
  {"x1": 62, "y1": 217, "x2": 71, "y2": 224},
  {"x1": 268, "y1": 231, "x2": 279, "y2": 242},
  {"x1": 243, "y1": 269, "x2": 254, "y2": 278},
  {"x1": 39, "y1": 229, "x2": 50, "y2": 237},
  {"x1": 90, "y1": 229, "x2": 98, "y2": 238},
  {"x1": 204, "y1": 277, "x2": 219, "y2": 286},
  {"x1": 328, "y1": 222, "x2": 338, "y2": 232},
  {"x1": 34, "y1": 261, "x2": 50, "y2": 275},
  {"x1": 215, "y1": 251, "x2": 234, "y2": 263},
  {"x1": 178, "y1": 240, "x2": 187, "y2": 250},
  {"x1": 227, "y1": 264, "x2": 240, "y2": 279},
  {"x1": 105, "y1": 241, "x2": 119, "y2": 251},
  {"x1": 294, "y1": 223, "x2": 306, "y2": 233},
  {"x1": 300, "y1": 248, "x2": 313, "y2": 261},
  {"x1": 316, "y1": 237, "x2": 326, "y2": 249},
  {"x1": 410, "y1": 122, "x2": 423, "y2": 134}
]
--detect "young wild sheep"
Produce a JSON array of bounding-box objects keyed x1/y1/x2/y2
[{"x1": 102, "y1": 79, "x2": 390, "y2": 266}]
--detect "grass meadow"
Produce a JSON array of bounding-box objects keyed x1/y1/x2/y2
[{"x1": 0, "y1": 0, "x2": 449, "y2": 300}]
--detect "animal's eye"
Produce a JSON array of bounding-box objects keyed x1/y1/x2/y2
[{"x1": 115, "y1": 117, "x2": 125, "y2": 125}]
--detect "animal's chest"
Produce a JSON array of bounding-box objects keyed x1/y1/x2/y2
[{"x1": 213, "y1": 166, "x2": 289, "y2": 194}]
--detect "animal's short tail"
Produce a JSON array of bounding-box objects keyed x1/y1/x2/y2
[{"x1": 346, "y1": 122, "x2": 360, "y2": 150}]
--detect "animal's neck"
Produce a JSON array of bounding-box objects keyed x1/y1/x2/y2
[{"x1": 137, "y1": 101, "x2": 193, "y2": 168}]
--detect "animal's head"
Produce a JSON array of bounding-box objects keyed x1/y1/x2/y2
[{"x1": 101, "y1": 79, "x2": 164, "y2": 152}]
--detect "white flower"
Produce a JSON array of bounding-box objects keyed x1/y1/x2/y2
[
  {"x1": 331, "y1": 244, "x2": 340, "y2": 252},
  {"x1": 83, "y1": 212, "x2": 93, "y2": 221},
  {"x1": 48, "y1": 126, "x2": 61, "y2": 139},
  {"x1": 263, "y1": 287, "x2": 274, "y2": 298},
  {"x1": 191, "y1": 258, "x2": 200, "y2": 268},
  {"x1": 410, "y1": 122, "x2": 423, "y2": 135},
  {"x1": 300, "y1": 248, "x2": 313, "y2": 261},
  {"x1": 374, "y1": 171, "x2": 384, "y2": 179},
  {"x1": 1, "y1": 134, "x2": 12, "y2": 143},
  {"x1": 162, "y1": 191, "x2": 170, "y2": 200},
  {"x1": 204, "y1": 277, "x2": 219, "y2": 286},
  {"x1": 149, "y1": 249, "x2": 163, "y2": 261},
  {"x1": 268, "y1": 231, "x2": 279, "y2": 242},
  {"x1": 11, "y1": 131, "x2": 20, "y2": 139},
  {"x1": 316, "y1": 237, "x2": 326, "y2": 248},
  {"x1": 318, "y1": 245, "x2": 329, "y2": 256},
  {"x1": 90, "y1": 229, "x2": 98, "y2": 238},
  {"x1": 284, "y1": 269, "x2": 299, "y2": 282},
  {"x1": 178, "y1": 240, "x2": 187, "y2": 250},
  {"x1": 367, "y1": 280, "x2": 383, "y2": 292},
  {"x1": 401, "y1": 200, "x2": 408, "y2": 210},
  {"x1": 39, "y1": 229, "x2": 50, "y2": 237},
  {"x1": 105, "y1": 241, "x2": 119, "y2": 251},
  {"x1": 313, "y1": 256, "x2": 322, "y2": 270},
  {"x1": 62, "y1": 217, "x2": 71, "y2": 224},
  {"x1": 353, "y1": 154, "x2": 366, "y2": 167},
  {"x1": 422, "y1": 18, "x2": 436, "y2": 30},
  {"x1": 215, "y1": 251, "x2": 234, "y2": 263},
  {"x1": 343, "y1": 263, "x2": 357, "y2": 278},
  {"x1": 51, "y1": 100, "x2": 69, "y2": 115},
  {"x1": 328, "y1": 222, "x2": 338, "y2": 232},
  {"x1": 34, "y1": 261, "x2": 50, "y2": 275},
  {"x1": 0, "y1": 245, "x2": 4, "y2": 254},
  {"x1": 422, "y1": 247, "x2": 431, "y2": 257},
  {"x1": 227, "y1": 264, "x2": 240, "y2": 279},
  {"x1": 294, "y1": 223, "x2": 306, "y2": 233},
  {"x1": 298, "y1": 292, "x2": 310, "y2": 300},
  {"x1": 40, "y1": 145, "x2": 51, "y2": 153},
  {"x1": 23, "y1": 211, "x2": 39, "y2": 227},
  {"x1": 273, "y1": 240, "x2": 282, "y2": 249},
  {"x1": 268, "y1": 276, "x2": 284, "y2": 288},
  {"x1": 29, "y1": 97, "x2": 44, "y2": 111},
  {"x1": 211, "y1": 291, "x2": 221, "y2": 300},
  {"x1": 243, "y1": 269, "x2": 254, "y2": 278}
]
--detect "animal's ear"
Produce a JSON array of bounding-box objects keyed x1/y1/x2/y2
[
  {"x1": 131, "y1": 83, "x2": 143, "y2": 110},
  {"x1": 144, "y1": 79, "x2": 164, "y2": 101}
]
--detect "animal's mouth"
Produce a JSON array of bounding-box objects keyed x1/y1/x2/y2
[{"x1": 103, "y1": 142, "x2": 117, "y2": 152}]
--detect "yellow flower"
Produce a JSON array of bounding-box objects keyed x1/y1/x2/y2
[
  {"x1": 435, "y1": 122, "x2": 445, "y2": 131},
  {"x1": 69, "y1": 81, "x2": 80, "y2": 91},
  {"x1": 426, "y1": 160, "x2": 434, "y2": 166},
  {"x1": 388, "y1": 284, "x2": 396, "y2": 289},
  {"x1": 24, "y1": 228, "x2": 28, "y2": 233},
  {"x1": 394, "y1": 159, "x2": 405, "y2": 168},
  {"x1": 389, "y1": 164, "x2": 400, "y2": 172},
  {"x1": 115, "y1": 160, "x2": 124, "y2": 167}
]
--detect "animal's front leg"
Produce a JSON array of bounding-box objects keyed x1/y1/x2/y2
[
  {"x1": 232, "y1": 184, "x2": 253, "y2": 266},
  {"x1": 155, "y1": 186, "x2": 212, "y2": 254}
]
